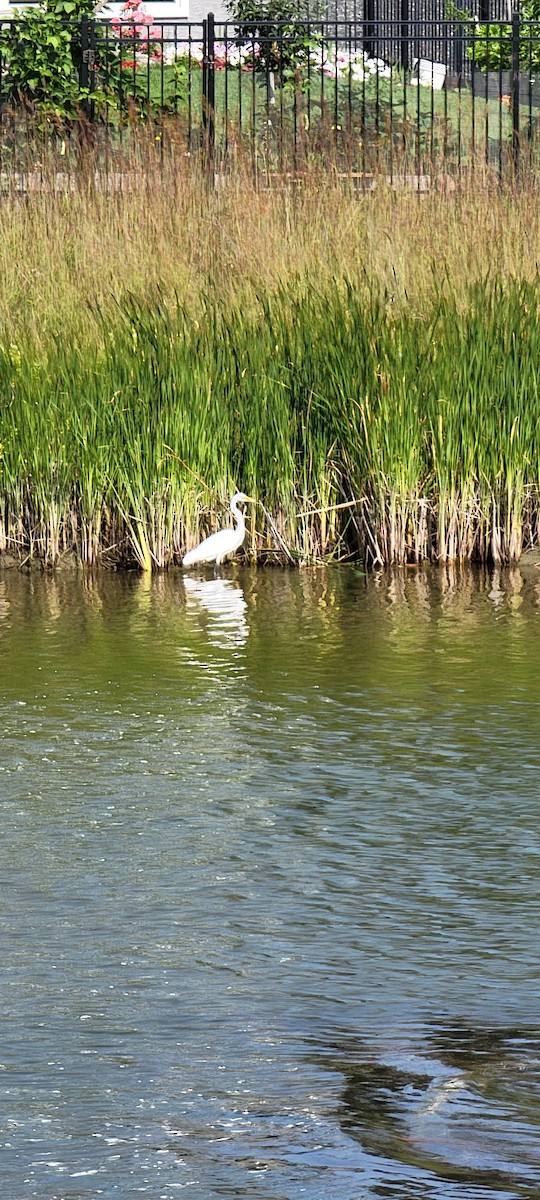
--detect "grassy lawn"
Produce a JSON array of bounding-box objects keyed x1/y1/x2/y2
[
  {"x1": 1, "y1": 46, "x2": 529, "y2": 170},
  {"x1": 112, "y1": 60, "x2": 540, "y2": 169}
]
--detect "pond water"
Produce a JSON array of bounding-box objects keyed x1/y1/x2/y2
[{"x1": 2, "y1": 562, "x2": 540, "y2": 1200}]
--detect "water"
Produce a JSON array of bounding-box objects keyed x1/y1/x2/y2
[{"x1": 2, "y1": 562, "x2": 540, "y2": 1200}]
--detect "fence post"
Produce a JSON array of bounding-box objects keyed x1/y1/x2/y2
[
  {"x1": 202, "y1": 12, "x2": 215, "y2": 168},
  {"x1": 80, "y1": 13, "x2": 95, "y2": 125},
  {"x1": 512, "y1": 7, "x2": 520, "y2": 168},
  {"x1": 453, "y1": 20, "x2": 463, "y2": 81},
  {"x1": 364, "y1": 0, "x2": 375, "y2": 58},
  {"x1": 400, "y1": 0, "x2": 409, "y2": 71},
  {"x1": 80, "y1": 13, "x2": 89, "y2": 92}
]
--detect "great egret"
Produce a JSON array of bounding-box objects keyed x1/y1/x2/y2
[{"x1": 182, "y1": 493, "x2": 255, "y2": 569}]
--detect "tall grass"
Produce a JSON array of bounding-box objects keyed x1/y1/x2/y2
[{"x1": 1, "y1": 160, "x2": 540, "y2": 568}]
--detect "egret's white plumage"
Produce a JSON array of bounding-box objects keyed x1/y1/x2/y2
[{"x1": 182, "y1": 492, "x2": 254, "y2": 568}]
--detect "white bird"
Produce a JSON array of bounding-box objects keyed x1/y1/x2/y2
[{"x1": 182, "y1": 493, "x2": 255, "y2": 570}]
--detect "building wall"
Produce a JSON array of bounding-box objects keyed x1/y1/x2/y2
[{"x1": 189, "y1": 0, "x2": 231, "y2": 22}]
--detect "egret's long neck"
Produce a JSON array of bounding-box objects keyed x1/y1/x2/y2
[{"x1": 230, "y1": 498, "x2": 245, "y2": 538}]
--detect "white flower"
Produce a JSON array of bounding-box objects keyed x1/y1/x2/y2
[{"x1": 365, "y1": 56, "x2": 391, "y2": 77}]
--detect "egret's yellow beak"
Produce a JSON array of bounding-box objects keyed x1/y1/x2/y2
[{"x1": 244, "y1": 496, "x2": 257, "y2": 504}]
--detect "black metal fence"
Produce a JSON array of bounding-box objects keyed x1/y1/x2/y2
[{"x1": 1, "y1": 12, "x2": 540, "y2": 179}]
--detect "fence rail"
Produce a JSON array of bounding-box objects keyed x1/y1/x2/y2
[{"x1": 1, "y1": 12, "x2": 540, "y2": 179}]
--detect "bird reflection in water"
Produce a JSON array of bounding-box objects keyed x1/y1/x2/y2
[
  {"x1": 313, "y1": 1023, "x2": 540, "y2": 1196},
  {"x1": 183, "y1": 576, "x2": 248, "y2": 649}
]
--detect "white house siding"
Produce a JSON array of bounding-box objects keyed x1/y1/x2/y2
[{"x1": 188, "y1": 0, "x2": 231, "y2": 23}]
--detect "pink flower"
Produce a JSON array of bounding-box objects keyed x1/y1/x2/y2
[{"x1": 113, "y1": 0, "x2": 162, "y2": 52}]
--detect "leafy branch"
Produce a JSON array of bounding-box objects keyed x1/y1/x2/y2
[
  {"x1": 227, "y1": 0, "x2": 323, "y2": 83},
  {"x1": 445, "y1": 0, "x2": 540, "y2": 71}
]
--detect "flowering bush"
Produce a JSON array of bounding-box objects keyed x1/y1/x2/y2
[
  {"x1": 317, "y1": 48, "x2": 392, "y2": 80},
  {"x1": 168, "y1": 40, "x2": 392, "y2": 81},
  {"x1": 162, "y1": 41, "x2": 259, "y2": 69},
  {"x1": 111, "y1": 0, "x2": 162, "y2": 64}
]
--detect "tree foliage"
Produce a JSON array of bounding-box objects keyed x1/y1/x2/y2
[
  {"x1": 227, "y1": 0, "x2": 321, "y2": 78},
  {"x1": 0, "y1": 0, "x2": 99, "y2": 122}
]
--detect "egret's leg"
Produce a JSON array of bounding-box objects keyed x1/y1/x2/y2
[{"x1": 213, "y1": 559, "x2": 223, "y2": 578}]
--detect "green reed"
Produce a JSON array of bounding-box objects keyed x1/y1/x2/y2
[{"x1": 2, "y1": 272, "x2": 540, "y2": 568}]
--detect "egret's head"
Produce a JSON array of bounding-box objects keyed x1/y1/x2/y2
[{"x1": 233, "y1": 492, "x2": 256, "y2": 505}]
